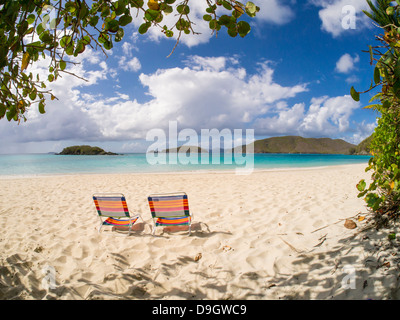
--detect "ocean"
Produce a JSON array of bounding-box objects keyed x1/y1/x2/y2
[{"x1": 0, "y1": 153, "x2": 371, "y2": 177}]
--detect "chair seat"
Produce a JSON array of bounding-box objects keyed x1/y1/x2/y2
[
  {"x1": 103, "y1": 216, "x2": 138, "y2": 226},
  {"x1": 155, "y1": 216, "x2": 191, "y2": 226}
]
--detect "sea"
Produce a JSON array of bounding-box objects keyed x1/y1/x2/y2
[{"x1": 0, "y1": 153, "x2": 371, "y2": 177}]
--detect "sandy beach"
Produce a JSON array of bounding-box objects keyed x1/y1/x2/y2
[{"x1": 1, "y1": 163, "x2": 399, "y2": 300}]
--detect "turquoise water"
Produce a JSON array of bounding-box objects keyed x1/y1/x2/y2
[{"x1": 0, "y1": 153, "x2": 371, "y2": 176}]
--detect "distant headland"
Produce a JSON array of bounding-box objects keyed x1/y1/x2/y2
[{"x1": 57, "y1": 145, "x2": 118, "y2": 155}]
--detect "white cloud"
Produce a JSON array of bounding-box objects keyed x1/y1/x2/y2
[
  {"x1": 0, "y1": 55, "x2": 308, "y2": 149},
  {"x1": 345, "y1": 74, "x2": 360, "y2": 84},
  {"x1": 254, "y1": 95, "x2": 361, "y2": 137},
  {"x1": 119, "y1": 56, "x2": 142, "y2": 72},
  {"x1": 310, "y1": 0, "x2": 371, "y2": 37},
  {"x1": 184, "y1": 56, "x2": 236, "y2": 72},
  {"x1": 81, "y1": 57, "x2": 308, "y2": 139},
  {"x1": 335, "y1": 53, "x2": 359, "y2": 73},
  {"x1": 122, "y1": 42, "x2": 134, "y2": 56},
  {"x1": 348, "y1": 120, "x2": 376, "y2": 144},
  {"x1": 252, "y1": 0, "x2": 295, "y2": 25}
]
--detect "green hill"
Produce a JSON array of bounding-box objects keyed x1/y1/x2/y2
[
  {"x1": 161, "y1": 145, "x2": 209, "y2": 153},
  {"x1": 241, "y1": 136, "x2": 357, "y2": 154},
  {"x1": 351, "y1": 135, "x2": 373, "y2": 155},
  {"x1": 58, "y1": 145, "x2": 118, "y2": 155}
]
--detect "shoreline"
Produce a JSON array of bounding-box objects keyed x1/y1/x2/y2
[{"x1": 0, "y1": 162, "x2": 369, "y2": 180}]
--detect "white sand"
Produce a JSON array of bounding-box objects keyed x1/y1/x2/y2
[{"x1": 0, "y1": 163, "x2": 399, "y2": 300}]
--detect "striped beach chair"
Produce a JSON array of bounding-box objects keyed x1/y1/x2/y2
[
  {"x1": 93, "y1": 193, "x2": 142, "y2": 236},
  {"x1": 148, "y1": 192, "x2": 193, "y2": 235}
]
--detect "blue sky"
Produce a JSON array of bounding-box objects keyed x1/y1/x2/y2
[{"x1": 0, "y1": 0, "x2": 381, "y2": 154}]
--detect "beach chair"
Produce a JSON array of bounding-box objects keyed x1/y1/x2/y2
[
  {"x1": 147, "y1": 192, "x2": 193, "y2": 235},
  {"x1": 93, "y1": 193, "x2": 142, "y2": 236}
]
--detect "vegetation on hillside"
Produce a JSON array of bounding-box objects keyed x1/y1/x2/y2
[
  {"x1": 242, "y1": 136, "x2": 362, "y2": 155},
  {"x1": 58, "y1": 145, "x2": 118, "y2": 155}
]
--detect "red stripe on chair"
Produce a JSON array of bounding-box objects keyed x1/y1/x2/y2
[{"x1": 103, "y1": 217, "x2": 138, "y2": 226}]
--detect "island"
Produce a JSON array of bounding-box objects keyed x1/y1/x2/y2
[
  {"x1": 236, "y1": 135, "x2": 372, "y2": 155},
  {"x1": 57, "y1": 145, "x2": 118, "y2": 155},
  {"x1": 161, "y1": 145, "x2": 209, "y2": 154}
]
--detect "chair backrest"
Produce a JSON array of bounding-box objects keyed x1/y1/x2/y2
[
  {"x1": 148, "y1": 193, "x2": 189, "y2": 218},
  {"x1": 93, "y1": 193, "x2": 130, "y2": 218}
]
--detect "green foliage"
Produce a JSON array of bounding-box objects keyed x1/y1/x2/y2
[
  {"x1": 58, "y1": 145, "x2": 118, "y2": 155},
  {"x1": 249, "y1": 136, "x2": 356, "y2": 154},
  {"x1": 0, "y1": 0, "x2": 259, "y2": 122},
  {"x1": 351, "y1": 0, "x2": 400, "y2": 221}
]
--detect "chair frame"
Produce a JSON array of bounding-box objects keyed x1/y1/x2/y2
[
  {"x1": 147, "y1": 191, "x2": 193, "y2": 235},
  {"x1": 93, "y1": 193, "x2": 142, "y2": 236}
]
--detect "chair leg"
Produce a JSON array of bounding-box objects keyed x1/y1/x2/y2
[
  {"x1": 127, "y1": 221, "x2": 132, "y2": 236},
  {"x1": 98, "y1": 218, "x2": 103, "y2": 233}
]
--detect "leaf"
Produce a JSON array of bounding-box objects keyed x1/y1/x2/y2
[
  {"x1": 6, "y1": 106, "x2": 17, "y2": 121},
  {"x1": 237, "y1": 21, "x2": 251, "y2": 37},
  {"x1": 218, "y1": 15, "x2": 231, "y2": 26},
  {"x1": 89, "y1": 16, "x2": 99, "y2": 27},
  {"x1": 358, "y1": 216, "x2": 365, "y2": 222},
  {"x1": 161, "y1": 4, "x2": 173, "y2": 15},
  {"x1": 350, "y1": 86, "x2": 360, "y2": 101},
  {"x1": 0, "y1": 105, "x2": 6, "y2": 118},
  {"x1": 363, "y1": 104, "x2": 381, "y2": 110},
  {"x1": 227, "y1": 28, "x2": 238, "y2": 37},
  {"x1": 209, "y1": 19, "x2": 220, "y2": 31},
  {"x1": 138, "y1": 22, "x2": 151, "y2": 34},
  {"x1": 245, "y1": 1, "x2": 257, "y2": 17},
  {"x1": 369, "y1": 92, "x2": 382, "y2": 103},
  {"x1": 103, "y1": 40, "x2": 113, "y2": 50},
  {"x1": 29, "y1": 90, "x2": 37, "y2": 101},
  {"x1": 60, "y1": 35, "x2": 72, "y2": 48},
  {"x1": 148, "y1": 0, "x2": 160, "y2": 11},
  {"x1": 222, "y1": 1, "x2": 232, "y2": 10},
  {"x1": 38, "y1": 101, "x2": 45, "y2": 114},
  {"x1": 105, "y1": 20, "x2": 119, "y2": 33},
  {"x1": 203, "y1": 14, "x2": 212, "y2": 21},
  {"x1": 65, "y1": 1, "x2": 76, "y2": 13},
  {"x1": 27, "y1": 14, "x2": 36, "y2": 25},
  {"x1": 374, "y1": 66, "x2": 380, "y2": 84},
  {"x1": 369, "y1": 45, "x2": 373, "y2": 64},
  {"x1": 21, "y1": 52, "x2": 30, "y2": 71},
  {"x1": 145, "y1": 9, "x2": 161, "y2": 22},
  {"x1": 165, "y1": 30, "x2": 173, "y2": 37},
  {"x1": 115, "y1": 28, "x2": 124, "y2": 42},
  {"x1": 74, "y1": 42, "x2": 85, "y2": 56},
  {"x1": 177, "y1": 4, "x2": 190, "y2": 15},
  {"x1": 357, "y1": 179, "x2": 366, "y2": 192},
  {"x1": 119, "y1": 14, "x2": 132, "y2": 26},
  {"x1": 81, "y1": 36, "x2": 91, "y2": 45},
  {"x1": 65, "y1": 43, "x2": 74, "y2": 56}
]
